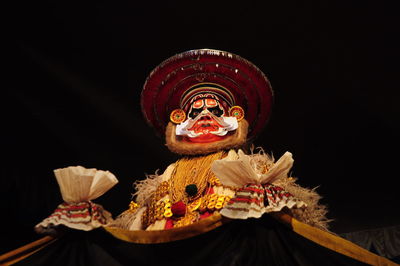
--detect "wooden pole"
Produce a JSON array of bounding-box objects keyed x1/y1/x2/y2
[{"x1": 0, "y1": 236, "x2": 57, "y2": 265}]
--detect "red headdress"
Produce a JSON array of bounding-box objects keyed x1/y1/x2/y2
[{"x1": 141, "y1": 49, "x2": 274, "y2": 140}]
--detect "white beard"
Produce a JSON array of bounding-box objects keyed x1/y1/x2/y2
[{"x1": 175, "y1": 114, "x2": 239, "y2": 138}]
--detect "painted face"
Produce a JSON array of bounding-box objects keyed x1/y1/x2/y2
[
  {"x1": 176, "y1": 96, "x2": 238, "y2": 143},
  {"x1": 188, "y1": 98, "x2": 225, "y2": 119}
]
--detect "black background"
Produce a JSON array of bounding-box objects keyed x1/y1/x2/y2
[{"x1": 3, "y1": 0, "x2": 399, "y2": 254}]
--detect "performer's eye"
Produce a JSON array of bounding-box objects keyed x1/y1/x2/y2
[
  {"x1": 208, "y1": 107, "x2": 223, "y2": 117},
  {"x1": 189, "y1": 108, "x2": 202, "y2": 119}
]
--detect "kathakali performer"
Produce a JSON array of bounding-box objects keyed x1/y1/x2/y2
[
  {"x1": 109, "y1": 49, "x2": 328, "y2": 234},
  {"x1": 16, "y1": 49, "x2": 396, "y2": 266}
]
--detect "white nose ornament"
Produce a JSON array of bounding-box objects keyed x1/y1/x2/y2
[{"x1": 200, "y1": 109, "x2": 209, "y2": 115}]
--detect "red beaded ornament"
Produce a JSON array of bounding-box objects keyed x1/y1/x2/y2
[{"x1": 171, "y1": 201, "x2": 186, "y2": 217}]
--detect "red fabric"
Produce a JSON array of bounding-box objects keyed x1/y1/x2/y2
[
  {"x1": 230, "y1": 197, "x2": 263, "y2": 205},
  {"x1": 200, "y1": 211, "x2": 212, "y2": 220},
  {"x1": 205, "y1": 187, "x2": 214, "y2": 194},
  {"x1": 164, "y1": 219, "x2": 174, "y2": 229},
  {"x1": 238, "y1": 186, "x2": 264, "y2": 194}
]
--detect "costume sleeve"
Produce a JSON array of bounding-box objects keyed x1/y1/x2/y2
[{"x1": 212, "y1": 150, "x2": 307, "y2": 220}]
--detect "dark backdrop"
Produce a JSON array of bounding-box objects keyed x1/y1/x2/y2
[{"x1": 3, "y1": 0, "x2": 399, "y2": 254}]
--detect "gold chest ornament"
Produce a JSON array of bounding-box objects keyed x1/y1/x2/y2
[{"x1": 142, "y1": 151, "x2": 232, "y2": 229}]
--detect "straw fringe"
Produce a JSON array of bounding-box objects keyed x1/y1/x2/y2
[
  {"x1": 108, "y1": 207, "x2": 146, "y2": 230},
  {"x1": 248, "y1": 146, "x2": 275, "y2": 173},
  {"x1": 110, "y1": 171, "x2": 163, "y2": 230},
  {"x1": 249, "y1": 147, "x2": 331, "y2": 231},
  {"x1": 133, "y1": 171, "x2": 163, "y2": 205},
  {"x1": 108, "y1": 210, "x2": 136, "y2": 229},
  {"x1": 274, "y1": 178, "x2": 332, "y2": 231}
]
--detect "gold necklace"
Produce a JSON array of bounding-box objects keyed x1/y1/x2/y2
[{"x1": 169, "y1": 151, "x2": 225, "y2": 204}]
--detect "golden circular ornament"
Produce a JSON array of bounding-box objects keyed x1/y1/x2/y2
[
  {"x1": 170, "y1": 109, "x2": 186, "y2": 124},
  {"x1": 188, "y1": 198, "x2": 202, "y2": 212},
  {"x1": 215, "y1": 202, "x2": 223, "y2": 209},
  {"x1": 128, "y1": 201, "x2": 140, "y2": 212},
  {"x1": 164, "y1": 209, "x2": 173, "y2": 217},
  {"x1": 229, "y1": 106, "x2": 245, "y2": 121}
]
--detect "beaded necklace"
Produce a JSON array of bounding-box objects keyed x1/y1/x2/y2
[{"x1": 169, "y1": 151, "x2": 226, "y2": 204}]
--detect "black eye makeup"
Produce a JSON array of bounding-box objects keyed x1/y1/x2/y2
[
  {"x1": 208, "y1": 106, "x2": 224, "y2": 117},
  {"x1": 189, "y1": 108, "x2": 203, "y2": 119}
]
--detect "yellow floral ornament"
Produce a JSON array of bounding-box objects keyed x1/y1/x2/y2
[
  {"x1": 170, "y1": 109, "x2": 186, "y2": 124},
  {"x1": 229, "y1": 106, "x2": 245, "y2": 121}
]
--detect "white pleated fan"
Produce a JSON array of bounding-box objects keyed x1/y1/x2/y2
[{"x1": 35, "y1": 166, "x2": 119, "y2": 232}]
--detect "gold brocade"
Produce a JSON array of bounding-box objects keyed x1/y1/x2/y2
[
  {"x1": 142, "y1": 151, "x2": 229, "y2": 229},
  {"x1": 142, "y1": 181, "x2": 170, "y2": 227},
  {"x1": 174, "y1": 211, "x2": 199, "y2": 228},
  {"x1": 169, "y1": 151, "x2": 225, "y2": 204}
]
